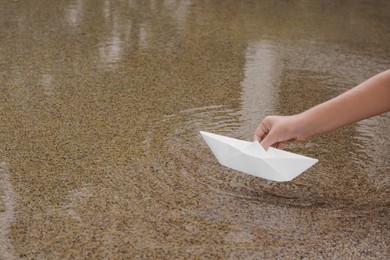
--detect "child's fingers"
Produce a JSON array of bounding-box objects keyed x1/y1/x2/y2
[
  {"x1": 253, "y1": 126, "x2": 266, "y2": 141},
  {"x1": 260, "y1": 131, "x2": 276, "y2": 151}
]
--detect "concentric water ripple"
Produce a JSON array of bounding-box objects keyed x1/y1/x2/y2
[
  {"x1": 139, "y1": 104, "x2": 389, "y2": 255},
  {"x1": 144, "y1": 105, "x2": 326, "y2": 208}
]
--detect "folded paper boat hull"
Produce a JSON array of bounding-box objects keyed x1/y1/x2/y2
[{"x1": 200, "y1": 131, "x2": 318, "y2": 182}]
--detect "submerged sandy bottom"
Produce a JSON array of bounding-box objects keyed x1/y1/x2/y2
[{"x1": 0, "y1": 0, "x2": 389, "y2": 258}]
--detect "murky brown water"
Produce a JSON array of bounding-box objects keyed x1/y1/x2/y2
[{"x1": 1, "y1": 0, "x2": 389, "y2": 258}]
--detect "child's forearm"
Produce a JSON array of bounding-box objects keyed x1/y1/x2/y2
[{"x1": 299, "y1": 70, "x2": 390, "y2": 139}]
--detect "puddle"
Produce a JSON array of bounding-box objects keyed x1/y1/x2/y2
[{"x1": 0, "y1": 0, "x2": 389, "y2": 258}]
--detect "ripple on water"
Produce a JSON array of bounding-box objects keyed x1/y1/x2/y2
[{"x1": 144, "y1": 105, "x2": 326, "y2": 208}]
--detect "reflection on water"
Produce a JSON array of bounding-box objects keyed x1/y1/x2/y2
[
  {"x1": 238, "y1": 40, "x2": 281, "y2": 136},
  {"x1": 0, "y1": 0, "x2": 389, "y2": 258},
  {"x1": 163, "y1": 0, "x2": 192, "y2": 31},
  {"x1": 66, "y1": 0, "x2": 84, "y2": 27},
  {"x1": 98, "y1": 17, "x2": 125, "y2": 70},
  {"x1": 40, "y1": 72, "x2": 54, "y2": 96}
]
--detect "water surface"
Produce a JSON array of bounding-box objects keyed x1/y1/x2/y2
[{"x1": 0, "y1": 0, "x2": 389, "y2": 258}]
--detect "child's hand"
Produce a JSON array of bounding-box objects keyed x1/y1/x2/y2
[{"x1": 253, "y1": 115, "x2": 307, "y2": 150}]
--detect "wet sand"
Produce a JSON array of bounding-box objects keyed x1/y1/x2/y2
[{"x1": 0, "y1": 0, "x2": 389, "y2": 258}]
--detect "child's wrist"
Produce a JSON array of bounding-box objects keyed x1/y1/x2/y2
[{"x1": 293, "y1": 113, "x2": 314, "y2": 141}]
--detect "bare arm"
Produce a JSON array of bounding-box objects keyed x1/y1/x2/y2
[
  {"x1": 254, "y1": 70, "x2": 390, "y2": 150},
  {"x1": 300, "y1": 69, "x2": 390, "y2": 138}
]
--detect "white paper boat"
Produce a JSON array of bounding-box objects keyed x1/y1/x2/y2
[{"x1": 200, "y1": 131, "x2": 318, "y2": 182}]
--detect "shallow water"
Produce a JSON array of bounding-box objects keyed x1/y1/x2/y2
[{"x1": 0, "y1": 0, "x2": 389, "y2": 258}]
